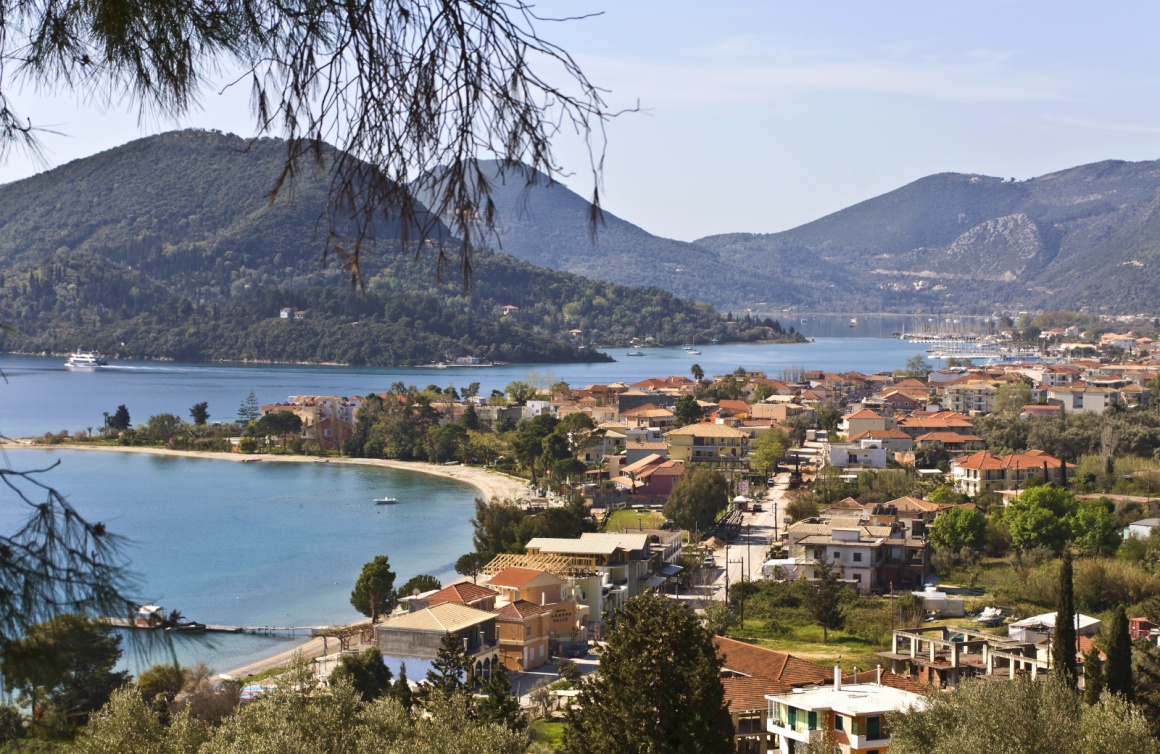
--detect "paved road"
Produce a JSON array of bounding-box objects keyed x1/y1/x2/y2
[{"x1": 706, "y1": 471, "x2": 792, "y2": 602}]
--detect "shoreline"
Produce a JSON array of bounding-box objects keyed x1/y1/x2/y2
[
  {"x1": 2, "y1": 441, "x2": 527, "y2": 677},
  {"x1": 0, "y1": 442, "x2": 528, "y2": 502}
]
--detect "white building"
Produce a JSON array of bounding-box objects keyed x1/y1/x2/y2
[{"x1": 766, "y1": 670, "x2": 926, "y2": 754}]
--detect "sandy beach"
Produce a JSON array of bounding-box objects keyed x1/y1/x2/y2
[
  {"x1": 0, "y1": 442, "x2": 528, "y2": 502},
  {"x1": 2, "y1": 442, "x2": 528, "y2": 677}
]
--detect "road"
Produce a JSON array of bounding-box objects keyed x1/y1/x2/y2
[{"x1": 705, "y1": 471, "x2": 793, "y2": 602}]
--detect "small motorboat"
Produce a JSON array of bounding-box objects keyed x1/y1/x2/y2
[
  {"x1": 374, "y1": 497, "x2": 399, "y2": 505},
  {"x1": 626, "y1": 350, "x2": 645, "y2": 357}
]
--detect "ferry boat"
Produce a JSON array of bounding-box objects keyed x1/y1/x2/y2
[
  {"x1": 374, "y1": 497, "x2": 399, "y2": 505},
  {"x1": 65, "y1": 350, "x2": 109, "y2": 369},
  {"x1": 626, "y1": 350, "x2": 645, "y2": 357}
]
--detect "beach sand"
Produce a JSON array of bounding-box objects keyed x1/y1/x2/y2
[
  {"x1": 0, "y1": 442, "x2": 528, "y2": 502},
  {"x1": 1, "y1": 442, "x2": 528, "y2": 676}
]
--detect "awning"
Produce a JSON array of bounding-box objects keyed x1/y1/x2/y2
[
  {"x1": 660, "y1": 564, "x2": 684, "y2": 577},
  {"x1": 638, "y1": 575, "x2": 666, "y2": 589}
]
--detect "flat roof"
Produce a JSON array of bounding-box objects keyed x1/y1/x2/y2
[
  {"x1": 766, "y1": 683, "x2": 926, "y2": 716},
  {"x1": 525, "y1": 537, "x2": 623, "y2": 555}
]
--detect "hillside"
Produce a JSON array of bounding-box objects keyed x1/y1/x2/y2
[
  {"x1": 412, "y1": 161, "x2": 811, "y2": 309},
  {"x1": 0, "y1": 131, "x2": 782, "y2": 365},
  {"x1": 697, "y1": 160, "x2": 1160, "y2": 313}
]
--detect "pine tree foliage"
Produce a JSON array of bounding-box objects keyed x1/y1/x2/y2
[
  {"x1": 424, "y1": 632, "x2": 472, "y2": 700},
  {"x1": 810, "y1": 560, "x2": 848, "y2": 642},
  {"x1": 562, "y1": 592, "x2": 733, "y2": 754},
  {"x1": 475, "y1": 664, "x2": 525, "y2": 732}
]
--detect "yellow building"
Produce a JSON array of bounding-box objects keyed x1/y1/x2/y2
[{"x1": 665, "y1": 423, "x2": 749, "y2": 464}]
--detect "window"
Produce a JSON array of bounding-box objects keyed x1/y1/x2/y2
[
  {"x1": 807, "y1": 711, "x2": 818, "y2": 730},
  {"x1": 853, "y1": 552, "x2": 862, "y2": 562},
  {"x1": 834, "y1": 715, "x2": 844, "y2": 732},
  {"x1": 867, "y1": 715, "x2": 882, "y2": 740},
  {"x1": 525, "y1": 626, "x2": 531, "y2": 636},
  {"x1": 853, "y1": 573, "x2": 862, "y2": 582}
]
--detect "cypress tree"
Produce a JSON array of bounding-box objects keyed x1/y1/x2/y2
[
  {"x1": 1083, "y1": 644, "x2": 1104, "y2": 705},
  {"x1": 1052, "y1": 551, "x2": 1078, "y2": 688},
  {"x1": 1104, "y1": 605, "x2": 1134, "y2": 701}
]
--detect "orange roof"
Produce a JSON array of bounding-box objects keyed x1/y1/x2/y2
[
  {"x1": 722, "y1": 676, "x2": 791, "y2": 712},
  {"x1": 844, "y1": 409, "x2": 885, "y2": 420},
  {"x1": 425, "y1": 582, "x2": 499, "y2": 605},
  {"x1": 492, "y1": 599, "x2": 553, "y2": 620},
  {"x1": 849, "y1": 429, "x2": 912, "y2": 441},
  {"x1": 877, "y1": 496, "x2": 941, "y2": 513},
  {"x1": 487, "y1": 567, "x2": 553, "y2": 589},
  {"x1": 714, "y1": 636, "x2": 831, "y2": 686},
  {"x1": 914, "y1": 432, "x2": 984, "y2": 444},
  {"x1": 899, "y1": 411, "x2": 974, "y2": 430},
  {"x1": 953, "y1": 450, "x2": 1072, "y2": 471},
  {"x1": 893, "y1": 378, "x2": 930, "y2": 389}
]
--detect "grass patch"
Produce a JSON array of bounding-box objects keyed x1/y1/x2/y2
[
  {"x1": 604, "y1": 509, "x2": 665, "y2": 531},
  {"x1": 529, "y1": 719, "x2": 566, "y2": 747},
  {"x1": 731, "y1": 619, "x2": 884, "y2": 671}
]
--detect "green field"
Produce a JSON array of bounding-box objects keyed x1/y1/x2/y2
[
  {"x1": 604, "y1": 508, "x2": 666, "y2": 531},
  {"x1": 529, "y1": 719, "x2": 566, "y2": 748}
]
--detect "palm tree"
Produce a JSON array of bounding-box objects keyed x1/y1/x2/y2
[{"x1": 691, "y1": 363, "x2": 704, "y2": 382}]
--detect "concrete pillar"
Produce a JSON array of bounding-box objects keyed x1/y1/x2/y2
[
  {"x1": 929, "y1": 639, "x2": 936, "y2": 662},
  {"x1": 892, "y1": 632, "x2": 899, "y2": 655},
  {"x1": 909, "y1": 636, "x2": 916, "y2": 659},
  {"x1": 950, "y1": 643, "x2": 959, "y2": 668}
]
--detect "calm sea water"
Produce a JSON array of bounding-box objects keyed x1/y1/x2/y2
[
  {"x1": 0, "y1": 326, "x2": 929, "y2": 672},
  {"x1": 0, "y1": 450, "x2": 478, "y2": 673},
  {"x1": 0, "y1": 328, "x2": 927, "y2": 439}
]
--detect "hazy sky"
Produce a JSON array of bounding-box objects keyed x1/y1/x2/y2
[{"x1": 3, "y1": 1, "x2": 1160, "y2": 241}]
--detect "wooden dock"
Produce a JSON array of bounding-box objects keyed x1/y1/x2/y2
[{"x1": 103, "y1": 617, "x2": 317, "y2": 637}]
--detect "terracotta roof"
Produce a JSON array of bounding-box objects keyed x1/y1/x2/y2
[
  {"x1": 425, "y1": 582, "x2": 499, "y2": 605},
  {"x1": 844, "y1": 409, "x2": 885, "y2": 420},
  {"x1": 899, "y1": 411, "x2": 974, "y2": 430},
  {"x1": 849, "y1": 429, "x2": 912, "y2": 441},
  {"x1": 379, "y1": 602, "x2": 494, "y2": 633},
  {"x1": 877, "y1": 496, "x2": 941, "y2": 513},
  {"x1": 893, "y1": 378, "x2": 930, "y2": 389},
  {"x1": 914, "y1": 432, "x2": 984, "y2": 444},
  {"x1": 665, "y1": 423, "x2": 748, "y2": 438},
  {"x1": 722, "y1": 676, "x2": 791, "y2": 712},
  {"x1": 493, "y1": 599, "x2": 553, "y2": 620},
  {"x1": 488, "y1": 567, "x2": 555, "y2": 588},
  {"x1": 953, "y1": 450, "x2": 1072, "y2": 471},
  {"x1": 839, "y1": 669, "x2": 929, "y2": 695},
  {"x1": 714, "y1": 636, "x2": 831, "y2": 686}
]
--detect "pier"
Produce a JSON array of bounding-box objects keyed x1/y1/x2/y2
[{"x1": 103, "y1": 617, "x2": 318, "y2": 637}]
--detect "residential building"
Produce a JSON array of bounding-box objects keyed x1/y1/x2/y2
[
  {"x1": 1125, "y1": 517, "x2": 1160, "y2": 539},
  {"x1": 785, "y1": 517, "x2": 930, "y2": 592},
  {"x1": 897, "y1": 411, "x2": 974, "y2": 438},
  {"x1": 665, "y1": 423, "x2": 750, "y2": 466},
  {"x1": 912, "y1": 431, "x2": 985, "y2": 455},
  {"x1": 1044, "y1": 385, "x2": 1120, "y2": 414},
  {"x1": 823, "y1": 440, "x2": 887, "y2": 469},
  {"x1": 840, "y1": 409, "x2": 892, "y2": 438},
  {"x1": 766, "y1": 672, "x2": 927, "y2": 754},
  {"x1": 374, "y1": 602, "x2": 500, "y2": 679},
  {"x1": 879, "y1": 626, "x2": 1055, "y2": 689},
  {"x1": 493, "y1": 600, "x2": 555, "y2": 672},
  {"x1": 942, "y1": 379, "x2": 999, "y2": 415},
  {"x1": 951, "y1": 450, "x2": 1071, "y2": 497}
]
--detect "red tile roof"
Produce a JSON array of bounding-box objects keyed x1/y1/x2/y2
[
  {"x1": 714, "y1": 636, "x2": 831, "y2": 686},
  {"x1": 425, "y1": 582, "x2": 499, "y2": 605},
  {"x1": 722, "y1": 676, "x2": 791, "y2": 712},
  {"x1": 488, "y1": 567, "x2": 553, "y2": 588},
  {"x1": 492, "y1": 599, "x2": 553, "y2": 620}
]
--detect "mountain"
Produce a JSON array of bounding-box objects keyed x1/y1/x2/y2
[
  {"x1": 411, "y1": 161, "x2": 811, "y2": 310},
  {"x1": 0, "y1": 131, "x2": 784, "y2": 365},
  {"x1": 437, "y1": 156, "x2": 1160, "y2": 314},
  {"x1": 697, "y1": 160, "x2": 1160, "y2": 313}
]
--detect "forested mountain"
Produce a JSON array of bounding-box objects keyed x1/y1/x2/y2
[
  {"x1": 698, "y1": 160, "x2": 1160, "y2": 313},
  {"x1": 411, "y1": 160, "x2": 808, "y2": 309},
  {"x1": 431, "y1": 157, "x2": 1160, "y2": 315},
  {"x1": 0, "y1": 131, "x2": 784, "y2": 365}
]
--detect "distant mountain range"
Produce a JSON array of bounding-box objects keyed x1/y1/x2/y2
[
  {"x1": 0, "y1": 131, "x2": 791, "y2": 365},
  {"x1": 446, "y1": 158, "x2": 1160, "y2": 314}
]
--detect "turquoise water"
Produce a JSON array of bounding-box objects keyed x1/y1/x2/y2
[{"x1": 0, "y1": 450, "x2": 478, "y2": 672}]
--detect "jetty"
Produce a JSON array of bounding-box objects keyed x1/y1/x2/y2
[{"x1": 103, "y1": 617, "x2": 318, "y2": 637}]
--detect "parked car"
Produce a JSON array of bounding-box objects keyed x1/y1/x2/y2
[
  {"x1": 702, "y1": 556, "x2": 715, "y2": 568},
  {"x1": 751, "y1": 503, "x2": 763, "y2": 513}
]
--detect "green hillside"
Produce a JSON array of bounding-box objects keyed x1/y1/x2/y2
[
  {"x1": 412, "y1": 160, "x2": 809, "y2": 309},
  {"x1": 0, "y1": 131, "x2": 785, "y2": 365}
]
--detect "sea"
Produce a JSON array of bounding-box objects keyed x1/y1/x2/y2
[{"x1": 0, "y1": 314, "x2": 942, "y2": 673}]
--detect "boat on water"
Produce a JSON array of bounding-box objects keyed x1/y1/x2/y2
[
  {"x1": 848, "y1": 317, "x2": 858, "y2": 328},
  {"x1": 65, "y1": 350, "x2": 109, "y2": 369},
  {"x1": 374, "y1": 497, "x2": 399, "y2": 505},
  {"x1": 686, "y1": 348, "x2": 701, "y2": 355},
  {"x1": 626, "y1": 350, "x2": 645, "y2": 357}
]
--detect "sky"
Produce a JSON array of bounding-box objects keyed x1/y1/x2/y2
[{"x1": 3, "y1": 1, "x2": 1160, "y2": 242}]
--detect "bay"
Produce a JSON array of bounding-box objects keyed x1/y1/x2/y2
[
  {"x1": 0, "y1": 333, "x2": 927, "y2": 439},
  {"x1": 0, "y1": 329, "x2": 930, "y2": 672},
  {"x1": 0, "y1": 449, "x2": 478, "y2": 673}
]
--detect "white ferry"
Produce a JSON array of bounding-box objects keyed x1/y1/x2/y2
[{"x1": 65, "y1": 350, "x2": 109, "y2": 369}]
